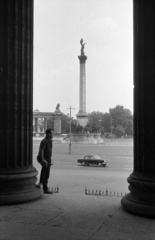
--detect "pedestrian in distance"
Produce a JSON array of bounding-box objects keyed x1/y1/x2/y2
[{"x1": 36, "y1": 128, "x2": 53, "y2": 194}]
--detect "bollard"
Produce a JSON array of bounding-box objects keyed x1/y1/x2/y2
[
  {"x1": 106, "y1": 188, "x2": 108, "y2": 196},
  {"x1": 57, "y1": 185, "x2": 59, "y2": 193},
  {"x1": 85, "y1": 188, "x2": 127, "y2": 198}
]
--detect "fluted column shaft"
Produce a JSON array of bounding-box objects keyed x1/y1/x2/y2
[
  {"x1": 0, "y1": 0, "x2": 42, "y2": 204},
  {"x1": 78, "y1": 55, "x2": 87, "y2": 115},
  {"x1": 121, "y1": 0, "x2": 155, "y2": 217}
]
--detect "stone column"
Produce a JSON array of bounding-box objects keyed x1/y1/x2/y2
[
  {"x1": 121, "y1": 0, "x2": 155, "y2": 217},
  {"x1": 41, "y1": 120, "x2": 44, "y2": 133},
  {"x1": 78, "y1": 55, "x2": 87, "y2": 115},
  {"x1": 77, "y1": 55, "x2": 88, "y2": 127},
  {"x1": 35, "y1": 118, "x2": 38, "y2": 133},
  {"x1": 44, "y1": 118, "x2": 47, "y2": 132},
  {"x1": 33, "y1": 118, "x2": 35, "y2": 132},
  {"x1": 54, "y1": 113, "x2": 62, "y2": 135},
  {"x1": 0, "y1": 0, "x2": 43, "y2": 204}
]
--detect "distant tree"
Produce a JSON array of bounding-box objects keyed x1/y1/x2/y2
[
  {"x1": 61, "y1": 115, "x2": 79, "y2": 134},
  {"x1": 72, "y1": 124, "x2": 83, "y2": 133},
  {"x1": 61, "y1": 114, "x2": 70, "y2": 133},
  {"x1": 88, "y1": 111, "x2": 104, "y2": 133},
  {"x1": 88, "y1": 111, "x2": 104, "y2": 124},
  {"x1": 91, "y1": 123, "x2": 99, "y2": 133},
  {"x1": 109, "y1": 105, "x2": 133, "y2": 135},
  {"x1": 109, "y1": 105, "x2": 125, "y2": 128},
  {"x1": 115, "y1": 125, "x2": 126, "y2": 137},
  {"x1": 84, "y1": 124, "x2": 92, "y2": 133},
  {"x1": 102, "y1": 113, "x2": 111, "y2": 132},
  {"x1": 123, "y1": 109, "x2": 133, "y2": 135},
  {"x1": 100, "y1": 126, "x2": 104, "y2": 135}
]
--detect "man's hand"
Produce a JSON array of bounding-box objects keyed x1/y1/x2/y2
[
  {"x1": 40, "y1": 149, "x2": 48, "y2": 167},
  {"x1": 42, "y1": 159, "x2": 48, "y2": 167},
  {"x1": 43, "y1": 159, "x2": 48, "y2": 167},
  {"x1": 51, "y1": 158, "x2": 54, "y2": 165}
]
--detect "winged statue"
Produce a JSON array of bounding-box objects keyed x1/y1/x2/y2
[{"x1": 80, "y1": 38, "x2": 87, "y2": 55}]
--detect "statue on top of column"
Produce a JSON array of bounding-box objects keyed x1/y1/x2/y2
[{"x1": 80, "y1": 38, "x2": 87, "y2": 55}]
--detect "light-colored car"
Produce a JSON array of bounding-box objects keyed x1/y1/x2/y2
[{"x1": 77, "y1": 155, "x2": 109, "y2": 167}]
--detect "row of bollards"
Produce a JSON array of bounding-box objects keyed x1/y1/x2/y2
[
  {"x1": 85, "y1": 187, "x2": 126, "y2": 197},
  {"x1": 49, "y1": 185, "x2": 59, "y2": 193}
]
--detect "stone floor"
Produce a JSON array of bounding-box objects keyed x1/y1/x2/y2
[{"x1": 0, "y1": 191, "x2": 155, "y2": 240}]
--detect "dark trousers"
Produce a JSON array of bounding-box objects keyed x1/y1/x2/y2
[{"x1": 40, "y1": 162, "x2": 51, "y2": 191}]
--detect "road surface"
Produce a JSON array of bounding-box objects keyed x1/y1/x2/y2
[{"x1": 33, "y1": 138, "x2": 133, "y2": 196}]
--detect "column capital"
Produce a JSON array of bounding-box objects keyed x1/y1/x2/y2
[{"x1": 78, "y1": 55, "x2": 87, "y2": 63}]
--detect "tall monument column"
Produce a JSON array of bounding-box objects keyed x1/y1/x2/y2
[
  {"x1": 77, "y1": 39, "x2": 88, "y2": 128},
  {"x1": 121, "y1": 0, "x2": 155, "y2": 217},
  {"x1": 0, "y1": 0, "x2": 43, "y2": 204}
]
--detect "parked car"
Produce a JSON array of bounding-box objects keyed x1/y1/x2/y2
[{"x1": 77, "y1": 155, "x2": 109, "y2": 167}]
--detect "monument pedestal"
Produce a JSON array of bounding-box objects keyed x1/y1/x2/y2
[
  {"x1": 62, "y1": 133, "x2": 103, "y2": 144},
  {"x1": 76, "y1": 112, "x2": 88, "y2": 128},
  {"x1": 54, "y1": 109, "x2": 62, "y2": 134},
  {"x1": 53, "y1": 109, "x2": 62, "y2": 143}
]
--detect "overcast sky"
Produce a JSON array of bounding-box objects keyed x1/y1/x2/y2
[{"x1": 33, "y1": 0, "x2": 133, "y2": 117}]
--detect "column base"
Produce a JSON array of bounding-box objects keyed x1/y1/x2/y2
[
  {"x1": 0, "y1": 169, "x2": 43, "y2": 205},
  {"x1": 0, "y1": 188, "x2": 43, "y2": 205},
  {"x1": 121, "y1": 173, "x2": 155, "y2": 218},
  {"x1": 121, "y1": 193, "x2": 155, "y2": 218}
]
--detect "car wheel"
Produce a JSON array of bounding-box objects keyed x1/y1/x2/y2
[{"x1": 87, "y1": 164, "x2": 89, "y2": 166}]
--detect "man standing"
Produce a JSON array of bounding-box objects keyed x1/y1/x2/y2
[{"x1": 37, "y1": 128, "x2": 53, "y2": 193}]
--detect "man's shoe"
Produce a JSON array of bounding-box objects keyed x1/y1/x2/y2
[
  {"x1": 44, "y1": 189, "x2": 53, "y2": 194},
  {"x1": 36, "y1": 183, "x2": 43, "y2": 189}
]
